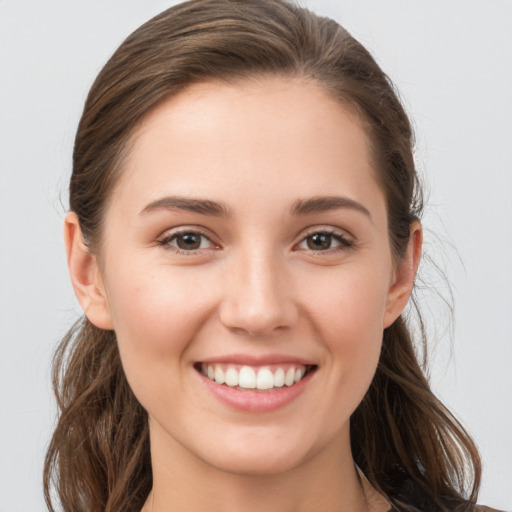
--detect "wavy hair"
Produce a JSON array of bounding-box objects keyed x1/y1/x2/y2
[{"x1": 44, "y1": 1, "x2": 481, "y2": 511}]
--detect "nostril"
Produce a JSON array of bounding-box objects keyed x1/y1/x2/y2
[{"x1": 219, "y1": 306, "x2": 298, "y2": 338}]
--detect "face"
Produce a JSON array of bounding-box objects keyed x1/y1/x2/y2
[{"x1": 71, "y1": 78, "x2": 416, "y2": 476}]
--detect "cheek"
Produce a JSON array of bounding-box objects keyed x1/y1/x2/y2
[
  {"x1": 300, "y1": 263, "x2": 389, "y2": 392},
  {"x1": 102, "y1": 265, "x2": 220, "y2": 428},
  {"x1": 303, "y1": 262, "x2": 390, "y2": 340},
  {"x1": 102, "y1": 261, "x2": 216, "y2": 393},
  {"x1": 106, "y1": 260, "x2": 208, "y2": 347}
]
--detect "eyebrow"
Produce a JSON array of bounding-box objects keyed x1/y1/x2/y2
[
  {"x1": 140, "y1": 196, "x2": 232, "y2": 217},
  {"x1": 140, "y1": 194, "x2": 372, "y2": 220},
  {"x1": 290, "y1": 196, "x2": 372, "y2": 220}
]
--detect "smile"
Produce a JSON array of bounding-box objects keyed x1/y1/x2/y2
[{"x1": 198, "y1": 363, "x2": 316, "y2": 391}]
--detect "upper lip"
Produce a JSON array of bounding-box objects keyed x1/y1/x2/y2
[{"x1": 197, "y1": 353, "x2": 317, "y2": 366}]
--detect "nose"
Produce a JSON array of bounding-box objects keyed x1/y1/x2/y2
[{"x1": 218, "y1": 249, "x2": 298, "y2": 337}]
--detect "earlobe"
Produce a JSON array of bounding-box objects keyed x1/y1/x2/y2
[
  {"x1": 383, "y1": 221, "x2": 422, "y2": 328},
  {"x1": 64, "y1": 212, "x2": 114, "y2": 330}
]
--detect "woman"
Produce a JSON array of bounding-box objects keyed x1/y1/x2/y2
[{"x1": 43, "y1": 1, "x2": 498, "y2": 511}]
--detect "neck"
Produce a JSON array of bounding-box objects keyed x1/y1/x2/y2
[{"x1": 143, "y1": 421, "x2": 385, "y2": 512}]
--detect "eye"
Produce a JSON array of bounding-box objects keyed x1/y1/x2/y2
[
  {"x1": 158, "y1": 230, "x2": 216, "y2": 253},
  {"x1": 297, "y1": 230, "x2": 352, "y2": 252}
]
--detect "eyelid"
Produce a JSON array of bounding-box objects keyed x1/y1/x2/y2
[
  {"x1": 294, "y1": 226, "x2": 355, "y2": 252},
  {"x1": 155, "y1": 224, "x2": 354, "y2": 255},
  {"x1": 298, "y1": 225, "x2": 354, "y2": 241},
  {"x1": 156, "y1": 226, "x2": 220, "y2": 254}
]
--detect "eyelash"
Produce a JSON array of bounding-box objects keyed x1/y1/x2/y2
[
  {"x1": 157, "y1": 229, "x2": 216, "y2": 255},
  {"x1": 296, "y1": 229, "x2": 354, "y2": 254},
  {"x1": 157, "y1": 228, "x2": 354, "y2": 255}
]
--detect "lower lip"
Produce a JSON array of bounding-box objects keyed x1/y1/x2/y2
[{"x1": 198, "y1": 370, "x2": 314, "y2": 413}]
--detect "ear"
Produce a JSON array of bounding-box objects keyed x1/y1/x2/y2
[
  {"x1": 383, "y1": 221, "x2": 422, "y2": 328},
  {"x1": 64, "y1": 211, "x2": 114, "y2": 330}
]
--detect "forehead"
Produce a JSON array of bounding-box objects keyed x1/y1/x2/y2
[{"x1": 112, "y1": 77, "x2": 384, "y2": 222}]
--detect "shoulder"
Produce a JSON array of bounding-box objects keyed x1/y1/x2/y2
[{"x1": 473, "y1": 507, "x2": 506, "y2": 512}]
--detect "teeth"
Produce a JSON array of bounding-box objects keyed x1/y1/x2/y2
[
  {"x1": 256, "y1": 367, "x2": 274, "y2": 390},
  {"x1": 273, "y1": 368, "x2": 285, "y2": 387},
  {"x1": 284, "y1": 367, "x2": 295, "y2": 386},
  {"x1": 239, "y1": 366, "x2": 256, "y2": 388},
  {"x1": 201, "y1": 363, "x2": 310, "y2": 390},
  {"x1": 214, "y1": 366, "x2": 225, "y2": 385},
  {"x1": 225, "y1": 367, "x2": 239, "y2": 387}
]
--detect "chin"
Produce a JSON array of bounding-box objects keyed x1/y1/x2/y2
[
  {"x1": 191, "y1": 425, "x2": 328, "y2": 477},
  {"x1": 201, "y1": 447, "x2": 306, "y2": 476}
]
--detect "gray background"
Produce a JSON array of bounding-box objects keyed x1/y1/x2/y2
[{"x1": 1, "y1": 1, "x2": 511, "y2": 510}]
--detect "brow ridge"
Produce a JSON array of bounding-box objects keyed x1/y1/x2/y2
[
  {"x1": 290, "y1": 196, "x2": 372, "y2": 219},
  {"x1": 140, "y1": 196, "x2": 232, "y2": 217},
  {"x1": 140, "y1": 194, "x2": 371, "y2": 220}
]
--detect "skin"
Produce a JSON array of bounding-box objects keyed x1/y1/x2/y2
[{"x1": 65, "y1": 77, "x2": 421, "y2": 512}]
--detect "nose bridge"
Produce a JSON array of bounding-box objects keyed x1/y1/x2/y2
[{"x1": 219, "y1": 244, "x2": 297, "y2": 336}]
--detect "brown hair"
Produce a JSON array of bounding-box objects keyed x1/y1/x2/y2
[{"x1": 44, "y1": 1, "x2": 481, "y2": 511}]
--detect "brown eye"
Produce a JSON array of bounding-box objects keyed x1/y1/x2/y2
[
  {"x1": 176, "y1": 233, "x2": 202, "y2": 250},
  {"x1": 159, "y1": 231, "x2": 214, "y2": 252},
  {"x1": 306, "y1": 233, "x2": 332, "y2": 250},
  {"x1": 296, "y1": 230, "x2": 352, "y2": 253}
]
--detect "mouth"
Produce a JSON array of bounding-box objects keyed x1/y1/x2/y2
[{"x1": 194, "y1": 362, "x2": 318, "y2": 392}]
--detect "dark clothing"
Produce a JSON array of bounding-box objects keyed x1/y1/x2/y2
[{"x1": 385, "y1": 478, "x2": 504, "y2": 511}]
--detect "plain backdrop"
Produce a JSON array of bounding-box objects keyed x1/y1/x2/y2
[{"x1": 1, "y1": 1, "x2": 511, "y2": 510}]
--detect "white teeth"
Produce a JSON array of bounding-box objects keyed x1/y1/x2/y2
[
  {"x1": 256, "y1": 367, "x2": 274, "y2": 390},
  {"x1": 273, "y1": 368, "x2": 285, "y2": 387},
  {"x1": 239, "y1": 366, "x2": 256, "y2": 388},
  {"x1": 202, "y1": 363, "x2": 311, "y2": 389},
  {"x1": 214, "y1": 365, "x2": 225, "y2": 385},
  {"x1": 225, "y1": 367, "x2": 239, "y2": 387},
  {"x1": 284, "y1": 368, "x2": 295, "y2": 386}
]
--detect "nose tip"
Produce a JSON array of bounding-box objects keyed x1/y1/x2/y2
[
  {"x1": 221, "y1": 304, "x2": 298, "y2": 338},
  {"x1": 218, "y1": 259, "x2": 298, "y2": 337}
]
